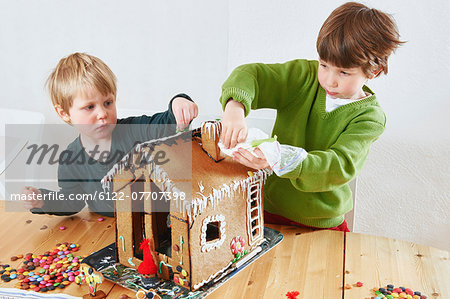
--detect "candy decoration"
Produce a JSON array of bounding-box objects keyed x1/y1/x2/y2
[
  {"x1": 180, "y1": 236, "x2": 184, "y2": 265},
  {"x1": 158, "y1": 261, "x2": 173, "y2": 274},
  {"x1": 286, "y1": 291, "x2": 300, "y2": 299},
  {"x1": 230, "y1": 236, "x2": 248, "y2": 263},
  {"x1": 230, "y1": 236, "x2": 245, "y2": 255},
  {"x1": 59, "y1": 226, "x2": 66, "y2": 230},
  {"x1": 77, "y1": 264, "x2": 104, "y2": 298},
  {"x1": 119, "y1": 236, "x2": 125, "y2": 252}
]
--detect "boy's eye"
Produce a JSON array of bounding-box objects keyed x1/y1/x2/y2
[
  {"x1": 341, "y1": 71, "x2": 350, "y2": 75},
  {"x1": 85, "y1": 105, "x2": 94, "y2": 110},
  {"x1": 320, "y1": 63, "x2": 327, "y2": 68},
  {"x1": 105, "y1": 100, "x2": 113, "y2": 107}
]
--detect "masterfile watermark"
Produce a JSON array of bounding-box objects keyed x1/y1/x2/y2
[
  {"x1": 25, "y1": 143, "x2": 170, "y2": 166},
  {"x1": 3, "y1": 123, "x2": 193, "y2": 213}
]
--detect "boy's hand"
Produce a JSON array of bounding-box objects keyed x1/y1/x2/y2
[
  {"x1": 172, "y1": 97, "x2": 198, "y2": 131},
  {"x1": 221, "y1": 99, "x2": 247, "y2": 149},
  {"x1": 233, "y1": 148, "x2": 270, "y2": 170},
  {"x1": 21, "y1": 186, "x2": 44, "y2": 210}
]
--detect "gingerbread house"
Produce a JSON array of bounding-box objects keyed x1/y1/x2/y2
[{"x1": 101, "y1": 121, "x2": 271, "y2": 290}]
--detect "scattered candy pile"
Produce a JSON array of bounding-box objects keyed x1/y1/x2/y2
[
  {"x1": 0, "y1": 242, "x2": 83, "y2": 293},
  {"x1": 367, "y1": 284, "x2": 427, "y2": 299}
]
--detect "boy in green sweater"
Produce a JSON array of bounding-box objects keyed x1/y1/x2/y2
[
  {"x1": 220, "y1": 2, "x2": 404, "y2": 231},
  {"x1": 21, "y1": 52, "x2": 198, "y2": 217}
]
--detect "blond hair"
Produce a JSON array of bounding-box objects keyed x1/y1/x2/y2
[
  {"x1": 317, "y1": 2, "x2": 405, "y2": 78},
  {"x1": 46, "y1": 53, "x2": 117, "y2": 112}
]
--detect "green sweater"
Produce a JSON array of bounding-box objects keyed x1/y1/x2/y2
[{"x1": 220, "y1": 59, "x2": 385, "y2": 228}]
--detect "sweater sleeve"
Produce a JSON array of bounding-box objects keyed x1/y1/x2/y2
[
  {"x1": 220, "y1": 60, "x2": 316, "y2": 116},
  {"x1": 148, "y1": 93, "x2": 193, "y2": 126},
  {"x1": 281, "y1": 116, "x2": 385, "y2": 192},
  {"x1": 122, "y1": 93, "x2": 194, "y2": 141}
]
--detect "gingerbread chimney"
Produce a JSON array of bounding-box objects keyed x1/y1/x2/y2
[{"x1": 201, "y1": 121, "x2": 223, "y2": 162}]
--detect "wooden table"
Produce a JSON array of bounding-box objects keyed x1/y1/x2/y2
[{"x1": 0, "y1": 201, "x2": 448, "y2": 298}]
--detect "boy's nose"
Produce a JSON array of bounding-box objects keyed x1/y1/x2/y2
[
  {"x1": 327, "y1": 75, "x2": 338, "y2": 88},
  {"x1": 97, "y1": 107, "x2": 107, "y2": 119}
]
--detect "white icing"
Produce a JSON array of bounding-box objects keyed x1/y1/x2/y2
[
  {"x1": 201, "y1": 121, "x2": 221, "y2": 141},
  {"x1": 200, "y1": 214, "x2": 226, "y2": 253},
  {"x1": 100, "y1": 131, "x2": 187, "y2": 191},
  {"x1": 246, "y1": 180, "x2": 264, "y2": 247},
  {"x1": 198, "y1": 181, "x2": 204, "y2": 193},
  {"x1": 189, "y1": 169, "x2": 272, "y2": 223},
  {"x1": 193, "y1": 261, "x2": 232, "y2": 290}
]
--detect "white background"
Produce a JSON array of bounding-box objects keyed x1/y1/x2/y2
[{"x1": 0, "y1": 0, "x2": 449, "y2": 250}]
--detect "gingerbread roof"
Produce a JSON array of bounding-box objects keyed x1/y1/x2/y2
[{"x1": 101, "y1": 127, "x2": 272, "y2": 222}]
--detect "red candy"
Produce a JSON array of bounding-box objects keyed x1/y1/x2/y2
[{"x1": 356, "y1": 281, "x2": 363, "y2": 287}]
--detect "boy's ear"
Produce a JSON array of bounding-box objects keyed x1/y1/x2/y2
[{"x1": 54, "y1": 105, "x2": 71, "y2": 123}]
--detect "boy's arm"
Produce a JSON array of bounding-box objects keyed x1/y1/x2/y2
[
  {"x1": 280, "y1": 116, "x2": 385, "y2": 192},
  {"x1": 30, "y1": 164, "x2": 87, "y2": 216},
  {"x1": 126, "y1": 93, "x2": 195, "y2": 141},
  {"x1": 31, "y1": 187, "x2": 87, "y2": 216},
  {"x1": 149, "y1": 93, "x2": 194, "y2": 125},
  {"x1": 220, "y1": 59, "x2": 316, "y2": 116}
]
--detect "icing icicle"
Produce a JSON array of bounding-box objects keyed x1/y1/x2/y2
[
  {"x1": 201, "y1": 121, "x2": 222, "y2": 141},
  {"x1": 189, "y1": 168, "x2": 272, "y2": 222}
]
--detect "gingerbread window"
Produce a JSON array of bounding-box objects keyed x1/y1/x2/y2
[{"x1": 200, "y1": 215, "x2": 226, "y2": 252}]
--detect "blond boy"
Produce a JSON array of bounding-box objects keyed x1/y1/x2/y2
[{"x1": 22, "y1": 52, "x2": 198, "y2": 216}]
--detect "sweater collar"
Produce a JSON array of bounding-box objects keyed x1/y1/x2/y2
[{"x1": 318, "y1": 85, "x2": 378, "y2": 119}]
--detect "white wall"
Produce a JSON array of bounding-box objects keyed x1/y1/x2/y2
[{"x1": 1, "y1": 0, "x2": 448, "y2": 250}]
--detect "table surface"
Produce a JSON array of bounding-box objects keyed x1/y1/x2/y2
[{"x1": 0, "y1": 201, "x2": 448, "y2": 299}]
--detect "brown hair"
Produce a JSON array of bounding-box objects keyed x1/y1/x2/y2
[
  {"x1": 317, "y1": 2, "x2": 405, "y2": 77},
  {"x1": 46, "y1": 52, "x2": 117, "y2": 113}
]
